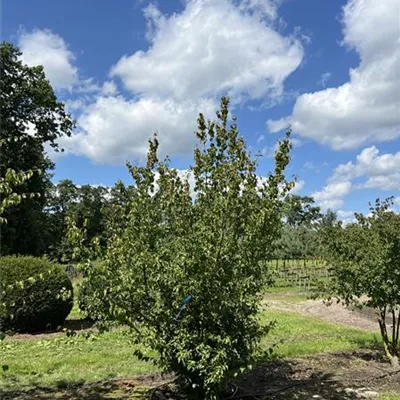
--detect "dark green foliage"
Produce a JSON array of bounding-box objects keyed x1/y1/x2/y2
[
  {"x1": 0, "y1": 256, "x2": 73, "y2": 332},
  {"x1": 282, "y1": 195, "x2": 322, "y2": 228},
  {"x1": 0, "y1": 42, "x2": 74, "y2": 256},
  {"x1": 46, "y1": 181, "x2": 110, "y2": 262}
]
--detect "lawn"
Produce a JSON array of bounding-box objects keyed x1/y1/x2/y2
[{"x1": 0, "y1": 309, "x2": 380, "y2": 391}]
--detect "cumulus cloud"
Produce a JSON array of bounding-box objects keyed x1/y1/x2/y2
[
  {"x1": 312, "y1": 181, "x2": 352, "y2": 211},
  {"x1": 111, "y1": 0, "x2": 303, "y2": 103},
  {"x1": 18, "y1": 29, "x2": 78, "y2": 90},
  {"x1": 332, "y1": 146, "x2": 400, "y2": 191},
  {"x1": 312, "y1": 145, "x2": 400, "y2": 211},
  {"x1": 64, "y1": 0, "x2": 303, "y2": 163},
  {"x1": 62, "y1": 96, "x2": 217, "y2": 164},
  {"x1": 18, "y1": 29, "x2": 110, "y2": 96},
  {"x1": 336, "y1": 209, "x2": 356, "y2": 225},
  {"x1": 267, "y1": 0, "x2": 400, "y2": 150}
]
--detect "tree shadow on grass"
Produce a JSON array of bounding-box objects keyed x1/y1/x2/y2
[
  {"x1": 1, "y1": 350, "x2": 397, "y2": 400},
  {"x1": 0, "y1": 378, "x2": 151, "y2": 400}
]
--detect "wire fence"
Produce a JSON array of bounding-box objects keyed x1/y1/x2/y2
[{"x1": 267, "y1": 259, "x2": 331, "y2": 290}]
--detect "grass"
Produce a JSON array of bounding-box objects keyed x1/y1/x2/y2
[
  {"x1": 0, "y1": 308, "x2": 381, "y2": 391},
  {"x1": 260, "y1": 309, "x2": 380, "y2": 358},
  {"x1": 380, "y1": 394, "x2": 400, "y2": 400},
  {"x1": 0, "y1": 329, "x2": 158, "y2": 390}
]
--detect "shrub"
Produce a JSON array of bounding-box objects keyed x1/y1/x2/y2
[
  {"x1": 0, "y1": 256, "x2": 73, "y2": 333},
  {"x1": 69, "y1": 98, "x2": 293, "y2": 398}
]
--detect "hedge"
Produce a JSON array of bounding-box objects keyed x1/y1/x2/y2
[{"x1": 0, "y1": 256, "x2": 73, "y2": 333}]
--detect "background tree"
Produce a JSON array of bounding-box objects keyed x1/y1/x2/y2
[
  {"x1": 69, "y1": 98, "x2": 294, "y2": 398},
  {"x1": 46, "y1": 181, "x2": 109, "y2": 261},
  {"x1": 321, "y1": 198, "x2": 400, "y2": 366},
  {"x1": 274, "y1": 195, "x2": 322, "y2": 260},
  {"x1": 0, "y1": 137, "x2": 37, "y2": 222},
  {"x1": 0, "y1": 42, "x2": 74, "y2": 255},
  {"x1": 283, "y1": 195, "x2": 322, "y2": 227}
]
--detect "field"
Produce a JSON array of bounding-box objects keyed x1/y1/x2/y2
[
  {"x1": 1, "y1": 271, "x2": 400, "y2": 400},
  {"x1": 267, "y1": 259, "x2": 330, "y2": 290}
]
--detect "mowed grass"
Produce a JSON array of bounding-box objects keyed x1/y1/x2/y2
[
  {"x1": 0, "y1": 308, "x2": 380, "y2": 391},
  {"x1": 0, "y1": 329, "x2": 158, "y2": 390},
  {"x1": 260, "y1": 309, "x2": 379, "y2": 358},
  {"x1": 380, "y1": 395, "x2": 400, "y2": 400}
]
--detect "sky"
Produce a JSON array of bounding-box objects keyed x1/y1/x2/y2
[{"x1": 2, "y1": 0, "x2": 400, "y2": 221}]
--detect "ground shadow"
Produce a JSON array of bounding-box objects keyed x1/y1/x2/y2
[
  {"x1": 231, "y1": 360, "x2": 344, "y2": 400},
  {"x1": 1, "y1": 351, "x2": 399, "y2": 399}
]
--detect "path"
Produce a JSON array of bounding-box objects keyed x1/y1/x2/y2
[{"x1": 264, "y1": 295, "x2": 379, "y2": 331}]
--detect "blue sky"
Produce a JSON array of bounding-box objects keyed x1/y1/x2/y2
[{"x1": 2, "y1": 0, "x2": 399, "y2": 220}]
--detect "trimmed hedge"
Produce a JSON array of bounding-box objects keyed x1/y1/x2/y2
[{"x1": 0, "y1": 256, "x2": 73, "y2": 333}]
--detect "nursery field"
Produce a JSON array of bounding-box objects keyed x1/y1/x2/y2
[{"x1": 267, "y1": 259, "x2": 330, "y2": 289}]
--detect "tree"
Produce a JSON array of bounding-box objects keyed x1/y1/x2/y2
[
  {"x1": 322, "y1": 198, "x2": 400, "y2": 366},
  {"x1": 69, "y1": 98, "x2": 293, "y2": 398},
  {"x1": 0, "y1": 138, "x2": 37, "y2": 224},
  {"x1": 274, "y1": 195, "x2": 322, "y2": 260},
  {"x1": 283, "y1": 195, "x2": 322, "y2": 227},
  {"x1": 0, "y1": 42, "x2": 74, "y2": 255},
  {"x1": 319, "y1": 209, "x2": 337, "y2": 229},
  {"x1": 46, "y1": 181, "x2": 110, "y2": 261}
]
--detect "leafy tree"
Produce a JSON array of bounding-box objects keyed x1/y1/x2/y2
[
  {"x1": 274, "y1": 195, "x2": 322, "y2": 260},
  {"x1": 0, "y1": 138, "x2": 38, "y2": 224},
  {"x1": 0, "y1": 42, "x2": 74, "y2": 255},
  {"x1": 69, "y1": 98, "x2": 293, "y2": 398},
  {"x1": 322, "y1": 198, "x2": 400, "y2": 366},
  {"x1": 319, "y1": 209, "x2": 337, "y2": 229},
  {"x1": 46, "y1": 181, "x2": 110, "y2": 261},
  {"x1": 283, "y1": 195, "x2": 322, "y2": 227}
]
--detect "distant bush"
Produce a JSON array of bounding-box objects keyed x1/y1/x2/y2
[{"x1": 0, "y1": 256, "x2": 73, "y2": 333}]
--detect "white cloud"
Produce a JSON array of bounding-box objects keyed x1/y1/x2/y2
[
  {"x1": 101, "y1": 81, "x2": 118, "y2": 96},
  {"x1": 267, "y1": 0, "x2": 400, "y2": 150},
  {"x1": 65, "y1": 0, "x2": 303, "y2": 163},
  {"x1": 292, "y1": 179, "x2": 305, "y2": 194},
  {"x1": 337, "y1": 210, "x2": 356, "y2": 225},
  {"x1": 318, "y1": 72, "x2": 331, "y2": 88},
  {"x1": 332, "y1": 146, "x2": 400, "y2": 191},
  {"x1": 312, "y1": 145, "x2": 400, "y2": 211},
  {"x1": 18, "y1": 29, "x2": 78, "y2": 90},
  {"x1": 63, "y1": 96, "x2": 217, "y2": 164},
  {"x1": 312, "y1": 181, "x2": 352, "y2": 211},
  {"x1": 111, "y1": 0, "x2": 303, "y2": 103},
  {"x1": 257, "y1": 134, "x2": 265, "y2": 143}
]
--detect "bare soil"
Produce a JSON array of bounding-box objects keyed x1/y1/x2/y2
[{"x1": 264, "y1": 294, "x2": 380, "y2": 331}]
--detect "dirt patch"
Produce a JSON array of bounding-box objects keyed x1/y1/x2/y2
[
  {"x1": 235, "y1": 350, "x2": 400, "y2": 399},
  {"x1": 264, "y1": 296, "x2": 380, "y2": 331},
  {"x1": 9, "y1": 318, "x2": 96, "y2": 341},
  {"x1": 1, "y1": 351, "x2": 398, "y2": 399}
]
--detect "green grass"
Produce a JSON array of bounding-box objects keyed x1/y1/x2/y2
[
  {"x1": 0, "y1": 329, "x2": 158, "y2": 390},
  {"x1": 0, "y1": 309, "x2": 381, "y2": 391},
  {"x1": 379, "y1": 394, "x2": 400, "y2": 400},
  {"x1": 260, "y1": 309, "x2": 380, "y2": 358}
]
